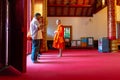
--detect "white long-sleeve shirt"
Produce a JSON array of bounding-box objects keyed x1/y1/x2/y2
[{"x1": 30, "y1": 18, "x2": 43, "y2": 40}]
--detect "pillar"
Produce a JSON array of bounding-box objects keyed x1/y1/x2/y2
[
  {"x1": 108, "y1": 0, "x2": 116, "y2": 39},
  {"x1": 42, "y1": 0, "x2": 48, "y2": 51},
  {"x1": 107, "y1": 0, "x2": 118, "y2": 52}
]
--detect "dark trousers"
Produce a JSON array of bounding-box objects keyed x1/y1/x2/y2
[{"x1": 31, "y1": 39, "x2": 40, "y2": 61}]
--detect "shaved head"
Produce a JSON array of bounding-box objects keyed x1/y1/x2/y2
[{"x1": 56, "y1": 19, "x2": 61, "y2": 25}]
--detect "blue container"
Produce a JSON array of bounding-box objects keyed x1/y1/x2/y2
[
  {"x1": 98, "y1": 37, "x2": 109, "y2": 52},
  {"x1": 81, "y1": 37, "x2": 88, "y2": 43},
  {"x1": 81, "y1": 37, "x2": 88, "y2": 47}
]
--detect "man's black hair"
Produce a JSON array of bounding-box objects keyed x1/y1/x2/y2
[{"x1": 35, "y1": 13, "x2": 41, "y2": 17}]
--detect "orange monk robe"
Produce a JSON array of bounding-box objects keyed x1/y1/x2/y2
[{"x1": 53, "y1": 24, "x2": 65, "y2": 49}]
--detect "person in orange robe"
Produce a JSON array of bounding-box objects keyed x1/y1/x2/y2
[{"x1": 53, "y1": 19, "x2": 64, "y2": 57}]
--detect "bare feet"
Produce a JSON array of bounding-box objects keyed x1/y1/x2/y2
[{"x1": 58, "y1": 54, "x2": 62, "y2": 57}]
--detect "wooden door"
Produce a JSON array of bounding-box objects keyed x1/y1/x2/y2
[{"x1": 8, "y1": 0, "x2": 27, "y2": 72}]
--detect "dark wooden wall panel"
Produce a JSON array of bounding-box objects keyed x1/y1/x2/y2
[
  {"x1": 8, "y1": 0, "x2": 26, "y2": 72},
  {"x1": 0, "y1": 0, "x2": 7, "y2": 69}
]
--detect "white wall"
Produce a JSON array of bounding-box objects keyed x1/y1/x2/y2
[
  {"x1": 47, "y1": 7, "x2": 108, "y2": 40},
  {"x1": 92, "y1": 7, "x2": 108, "y2": 39},
  {"x1": 47, "y1": 17, "x2": 94, "y2": 40}
]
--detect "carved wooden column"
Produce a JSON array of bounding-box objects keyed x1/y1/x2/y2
[
  {"x1": 107, "y1": 0, "x2": 118, "y2": 52},
  {"x1": 42, "y1": 0, "x2": 48, "y2": 52},
  {"x1": 107, "y1": 0, "x2": 116, "y2": 39}
]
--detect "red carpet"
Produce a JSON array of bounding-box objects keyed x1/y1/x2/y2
[{"x1": 0, "y1": 49, "x2": 120, "y2": 80}]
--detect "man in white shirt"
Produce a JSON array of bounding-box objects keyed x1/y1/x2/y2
[{"x1": 30, "y1": 13, "x2": 43, "y2": 63}]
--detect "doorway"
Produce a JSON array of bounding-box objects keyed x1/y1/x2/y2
[
  {"x1": 27, "y1": 0, "x2": 47, "y2": 54},
  {"x1": 27, "y1": 0, "x2": 48, "y2": 67}
]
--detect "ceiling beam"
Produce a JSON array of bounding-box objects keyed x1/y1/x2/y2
[
  {"x1": 61, "y1": 0, "x2": 64, "y2": 16},
  {"x1": 83, "y1": 0, "x2": 86, "y2": 4},
  {"x1": 86, "y1": 0, "x2": 91, "y2": 16},
  {"x1": 55, "y1": 0, "x2": 57, "y2": 16},
  {"x1": 74, "y1": 0, "x2": 78, "y2": 16},
  {"x1": 68, "y1": 0, "x2": 72, "y2": 16},
  {"x1": 48, "y1": 4, "x2": 92, "y2": 7},
  {"x1": 81, "y1": 0, "x2": 86, "y2": 16}
]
